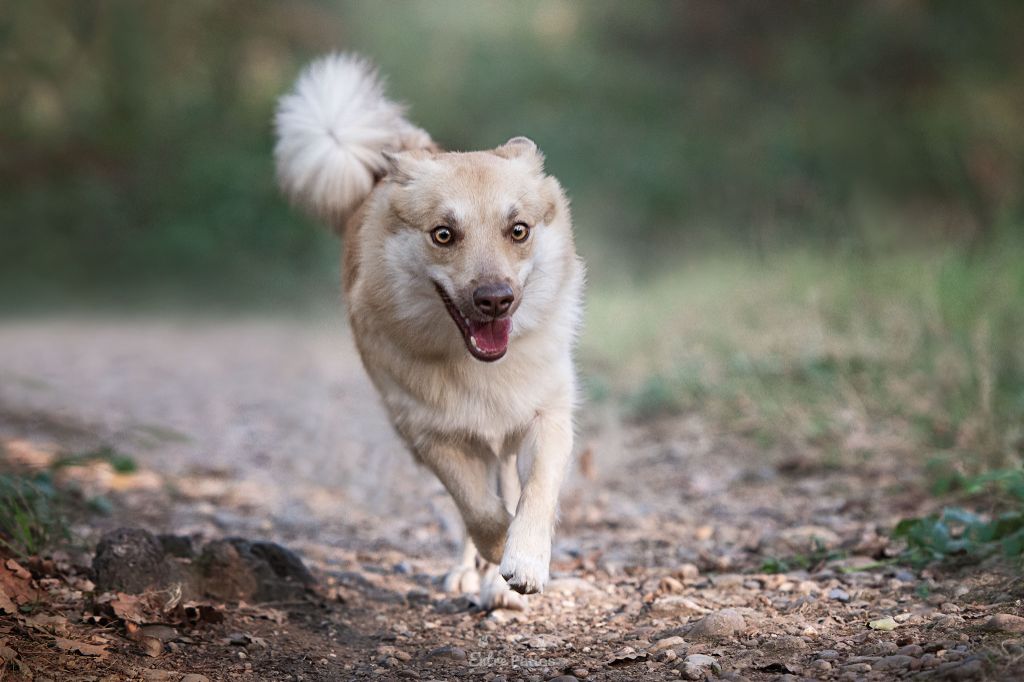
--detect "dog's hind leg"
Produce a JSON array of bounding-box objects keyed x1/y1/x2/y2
[{"x1": 443, "y1": 536, "x2": 481, "y2": 595}]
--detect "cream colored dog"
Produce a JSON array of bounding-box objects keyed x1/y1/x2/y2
[{"x1": 274, "y1": 55, "x2": 583, "y2": 609}]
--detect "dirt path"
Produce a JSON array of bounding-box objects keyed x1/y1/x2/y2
[{"x1": 1, "y1": 318, "x2": 1022, "y2": 680}]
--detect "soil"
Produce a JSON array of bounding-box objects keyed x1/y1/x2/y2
[{"x1": 1, "y1": 317, "x2": 1022, "y2": 681}]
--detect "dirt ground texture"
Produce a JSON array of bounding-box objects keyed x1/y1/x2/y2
[{"x1": 1, "y1": 318, "x2": 1023, "y2": 681}]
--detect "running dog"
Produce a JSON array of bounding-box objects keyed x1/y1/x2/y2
[{"x1": 274, "y1": 54, "x2": 584, "y2": 609}]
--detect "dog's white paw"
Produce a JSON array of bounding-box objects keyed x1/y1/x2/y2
[
  {"x1": 499, "y1": 534, "x2": 550, "y2": 595},
  {"x1": 443, "y1": 564, "x2": 481, "y2": 595},
  {"x1": 478, "y1": 565, "x2": 529, "y2": 611}
]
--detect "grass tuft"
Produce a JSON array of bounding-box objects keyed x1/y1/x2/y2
[
  {"x1": 0, "y1": 473, "x2": 70, "y2": 559},
  {"x1": 891, "y1": 466, "x2": 1024, "y2": 565}
]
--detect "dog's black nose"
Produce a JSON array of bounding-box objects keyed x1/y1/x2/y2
[{"x1": 473, "y1": 283, "x2": 515, "y2": 318}]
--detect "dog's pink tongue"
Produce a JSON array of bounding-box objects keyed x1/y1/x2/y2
[{"x1": 469, "y1": 318, "x2": 512, "y2": 354}]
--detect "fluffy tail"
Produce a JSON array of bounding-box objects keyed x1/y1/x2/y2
[{"x1": 273, "y1": 53, "x2": 433, "y2": 227}]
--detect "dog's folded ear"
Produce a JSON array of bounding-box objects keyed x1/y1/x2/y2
[
  {"x1": 492, "y1": 136, "x2": 545, "y2": 170},
  {"x1": 382, "y1": 149, "x2": 437, "y2": 185}
]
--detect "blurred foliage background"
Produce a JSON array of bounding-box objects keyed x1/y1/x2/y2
[
  {"x1": 2, "y1": 2, "x2": 1022, "y2": 469},
  {"x1": 4, "y1": 0, "x2": 1023, "y2": 300}
]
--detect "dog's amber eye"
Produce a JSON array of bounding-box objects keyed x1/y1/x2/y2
[
  {"x1": 431, "y1": 226, "x2": 454, "y2": 246},
  {"x1": 510, "y1": 223, "x2": 530, "y2": 242}
]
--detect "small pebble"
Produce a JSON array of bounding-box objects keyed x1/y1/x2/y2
[
  {"x1": 687, "y1": 609, "x2": 745, "y2": 640},
  {"x1": 829, "y1": 588, "x2": 850, "y2": 602},
  {"x1": 660, "y1": 576, "x2": 685, "y2": 593},
  {"x1": 677, "y1": 563, "x2": 700, "y2": 581},
  {"x1": 650, "y1": 636, "x2": 686, "y2": 653},
  {"x1": 874, "y1": 641, "x2": 897, "y2": 655},
  {"x1": 896, "y1": 644, "x2": 923, "y2": 657},
  {"x1": 842, "y1": 662, "x2": 872, "y2": 673},
  {"x1": 678, "y1": 653, "x2": 719, "y2": 680}
]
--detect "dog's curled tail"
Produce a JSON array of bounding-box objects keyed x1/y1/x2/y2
[{"x1": 274, "y1": 53, "x2": 433, "y2": 227}]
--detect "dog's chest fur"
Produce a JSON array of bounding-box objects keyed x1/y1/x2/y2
[{"x1": 348, "y1": 273, "x2": 580, "y2": 448}]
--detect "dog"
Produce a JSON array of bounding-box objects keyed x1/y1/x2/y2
[{"x1": 273, "y1": 54, "x2": 584, "y2": 609}]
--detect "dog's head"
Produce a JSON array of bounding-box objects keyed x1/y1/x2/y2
[{"x1": 373, "y1": 137, "x2": 574, "y2": 362}]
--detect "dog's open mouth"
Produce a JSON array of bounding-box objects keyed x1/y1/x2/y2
[{"x1": 434, "y1": 283, "x2": 511, "y2": 362}]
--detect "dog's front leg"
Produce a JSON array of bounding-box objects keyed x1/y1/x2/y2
[
  {"x1": 499, "y1": 406, "x2": 573, "y2": 594},
  {"x1": 416, "y1": 437, "x2": 511, "y2": 565}
]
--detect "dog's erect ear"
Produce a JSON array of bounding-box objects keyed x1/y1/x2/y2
[
  {"x1": 491, "y1": 136, "x2": 545, "y2": 169},
  {"x1": 381, "y1": 149, "x2": 435, "y2": 185}
]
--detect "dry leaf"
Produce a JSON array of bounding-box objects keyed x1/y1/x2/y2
[
  {"x1": 72, "y1": 577, "x2": 96, "y2": 592},
  {"x1": 5, "y1": 560, "x2": 32, "y2": 581},
  {"x1": 55, "y1": 636, "x2": 108, "y2": 658},
  {"x1": 868, "y1": 616, "x2": 898, "y2": 631},
  {"x1": 0, "y1": 563, "x2": 38, "y2": 605},
  {"x1": 0, "y1": 641, "x2": 19, "y2": 662},
  {"x1": 106, "y1": 590, "x2": 177, "y2": 625},
  {"x1": 109, "y1": 592, "x2": 149, "y2": 624},
  {"x1": 3, "y1": 439, "x2": 56, "y2": 469},
  {"x1": 0, "y1": 638, "x2": 30, "y2": 678},
  {"x1": 24, "y1": 613, "x2": 68, "y2": 634},
  {"x1": 606, "y1": 646, "x2": 648, "y2": 666},
  {"x1": 242, "y1": 604, "x2": 288, "y2": 624},
  {"x1": 0, "y1": 588, "x2": 16, "y2": 615}
]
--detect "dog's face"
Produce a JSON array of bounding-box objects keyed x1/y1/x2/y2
[{"x1": 377, "y1": 137, "x2": 572, "y2": 362}]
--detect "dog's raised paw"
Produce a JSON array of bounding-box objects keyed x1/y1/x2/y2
[{"x1": 498, "y1": 552, "x2": 549, "y2": 595}]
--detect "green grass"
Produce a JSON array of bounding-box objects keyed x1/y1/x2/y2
[
  {"x1": 582, "y1": 235, "x2": 1024, "y2": 470},
  {"x1": 0, "y1": 446, "x2": 136, "y2": 559},
  {"x1": 53, "y1": 446, "x2": 138, "y2": 475},
  {"x1": 760, "y1": 541, "x2": 847, "y2": 574},
  {"x1": 0, "y1": 473, "x2": 70, "y2": 559}
]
